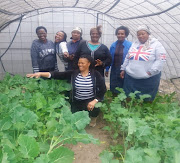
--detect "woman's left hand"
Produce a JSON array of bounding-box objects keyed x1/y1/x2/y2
[
  {"x1": 87, "y1": 99, "x2": 98, "y2": 111},
  {"x1": 95, "y1": 59, "x2": 103, "y2": 67}
]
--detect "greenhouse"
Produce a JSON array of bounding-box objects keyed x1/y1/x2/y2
[{"x1": 0, "y1": 0, "x2": 180, "y2": 163}]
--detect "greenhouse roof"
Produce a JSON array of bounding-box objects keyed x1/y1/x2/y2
[{"x1": 0, "y1": 0, "x2": 179, "y2": 30}]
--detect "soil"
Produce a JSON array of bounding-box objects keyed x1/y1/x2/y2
[{"x1": 68, "y1": 113, "x2": 112, "y2": 163}]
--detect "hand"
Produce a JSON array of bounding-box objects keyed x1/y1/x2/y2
[
  {"x1": 120, "y1": 70, "x2": 125, "y2": 79},
  {"x1": 105, "y1": 71, "x2": 109, "y2": 77},
  {"x1": 26, "y1": 72, "x2": 41, "y2": 78},
  {"x1": 95, "y1": 59, "x2": 103, "y2": 67},
  {"x1": 64, "y1": 52, "x2": 69, "y2": 58},
  {"x1": 69, "y1": 54, "x2": 74, "y2": 60},
  {"x1": 87, "y1": 99, "x2": 98, "y2": 111},
  {"x1": 147, "y1": 72, "x2": 151, "y2": 76}
]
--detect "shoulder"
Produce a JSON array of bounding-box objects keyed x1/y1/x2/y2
[
  {"x1": 124, "y1": 40, "x2": 132, "y2": 45},
  {"x1": 100, "y1": 43, "x2": 109, "y2": 50}
]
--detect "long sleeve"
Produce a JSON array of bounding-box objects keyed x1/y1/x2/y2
[
  {"x1": 31, "y1": 41, "x2": 39, "y2": 73},
  {"x1": 102, "y1": 45, "x2": 112, "y2": 68},
  {"x1": 148, "y1": 42, "x2": 166, "y2": 76},
  {"x1": 50, "y1": 70, "x2": 73, "y2": 80},
  {"x1": 95, "y1": 71, "x2": 107, "y2": 101},
  {"x1": 106, "y1": 44, "x2": 113, "y2": 72},
  {"x1": 121, "y1": 52, "x2": 130, "y2": 71}
]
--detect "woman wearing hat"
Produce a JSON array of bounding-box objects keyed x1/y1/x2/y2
[
  {"x1": 66, "y1": 27, "x2": 85, "y2": 70},
  {"x1": 120, "y1": 25, "x2": 166, "y2": 101},
  {"x1": 74, "y1": 25, "x2": 112, "y2": 77}
]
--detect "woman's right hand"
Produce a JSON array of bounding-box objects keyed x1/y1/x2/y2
[
  {"x1": 120, "y1": 70, "x2": 125, "y2": 79},
  {"x1": 26, "y1": 72, "x2": 50, "y2": 78},
  {"x1": 26, "y1": 72, "x2": 41, "y2": 78}
]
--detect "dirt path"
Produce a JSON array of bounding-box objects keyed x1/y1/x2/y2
[{"x1": 69, "y1": 113, "x2": 112, "y2": 163}]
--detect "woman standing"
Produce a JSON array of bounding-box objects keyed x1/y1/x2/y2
[
  {"x1": 27, "y1": 55, "x2": 106, "y2": 127},
  {"x1": 74, "y1": 26, "x2": 112, "y2": 77},
  {"x1": 120, "y1": 25, "x2": 166, "y2": 101},
  {"x1": 54, "y1": 31, "x2": 69, "y2": 70},
  {"x1": 105, "y1": 26, "x2": 132, "y2": 94},
  {"x1": 66, "y1": 27, "x2": 84, "y2": 70},
  {"x1": 31, "y1": 26, "x2": 58, "y2": 73}
]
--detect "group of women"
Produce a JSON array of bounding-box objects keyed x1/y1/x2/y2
[{"x1": 28, "y1": 24, "x2": 166, "y2": 127}]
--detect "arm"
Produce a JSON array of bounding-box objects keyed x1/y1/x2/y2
[
  {"x1": 26, "y1": 70, "x2": 73, "y2": 80},
  {"x1": 31, "y1": 41, "x2": 40, "y2": 73},
  {"x1": 95, "y1": 45, "x2": 112, "y2": 68},
  {"x1": 87, "y1": 71, "x2": 106, "y2": 111},
  {"x1": 147, "y1": 42, "x2": 166, "y2": 76}
]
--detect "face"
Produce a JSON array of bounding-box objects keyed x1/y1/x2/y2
[
  {"x1": 78, "y1": 58, "x2": 90, "y2": 72},
  {"x1": 90, "y1": 29, "x2": 100, "y2": 43},
  {"x1": 37, "y1": 29, "x2": 47, "y2": 42},
  {"x1": 137, "y1": 30, "x2": 149, "y2": 44},
  {"x1": 55, "y1": 32, "x2": 64, "y2": 43},
  {"x1": 71, "y1": 30, "x2": 81, "y2": 41},
  {"x1": 117, "y1": 29, "x2": 126, "y2": 41}
]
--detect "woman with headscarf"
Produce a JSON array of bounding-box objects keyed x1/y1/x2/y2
[
  {"x1": 31, "y1": 26, "x2": 59, "y2": 73},
  {"x1": 27, "y1": 55, "x2": 106, "y2": 127},
  {"x1": 120, "y1": 25, "x2": 166, "y2": 101},
  {"x1": 105, "y1": 26, "x2": 132, "y2": 94},
  {"x1": 74, "y1": 25, "x2": 112, "y2": 77},
  {"x1": 55, "y1": 31, "x2": 69, "y2": 70}
]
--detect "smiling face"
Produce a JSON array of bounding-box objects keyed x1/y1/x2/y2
[
  {"x1": 55, "y1": 32, "x2": 65, "y2": 43},
  {"x1": 137, "y1": 30, "x2": 149, "y2": 44},
  {"x1": 37, "y1": 29, "x2": 47, "y2": 42},
  {"x1": 90, "y1": 29, "x2": 100, "y2": 43},
  {"x1": 78, "y1": 58, "x2": 90, "y2": 72},
  {"x1": 117, "y1": 29, "x2": 126, "y2": 41},
  {"x1": 71, "y1": 30, "x2": 81, "y2": 41}
]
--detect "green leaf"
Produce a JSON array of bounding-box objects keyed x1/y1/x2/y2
[
  {"x1": 127, "y1": 118, "x2": 136, "y2": 136},
  {"x1": 71, "y1": 111, "x2": 90, "y2": 130},
  {"x1": 48, "y1": 146, "x2": 74, "y2": 163},
  {"x1": 34, "y1": 154, "x2": 49, "y2": 163},
  {"x1": 3, "y1": 145, "x2": 16, "y2": 162},
  {"x1": 18, "y1": 135, "x2": 39, "y2": 159},
  {"x1": 100, "y1": 150, "x2": 119, "y2": 163},
  {"x1": 0, "y1": 118, "x2": 12, "y2": 131},
  {"x1": 124, "y1": 148, "x2": 143, "y2": 163},
  {"x1": 174, "y1": 150, "x2": 180, "y2": 163},
  {"x1": 26, "y1": 130, "x2": 37, "y2": 137}
]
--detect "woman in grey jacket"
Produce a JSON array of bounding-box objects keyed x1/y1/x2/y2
[{"x1": 120, "y1": 25, "x2": 166, "y2": 101}]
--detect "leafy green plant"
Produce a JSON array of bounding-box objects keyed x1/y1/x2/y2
[
  {"x1": 0, "y1": 73, "x2": 99, "y2": 163},
  {"x1": 100, "y1": 89, "x2": 180, "y2": 163}
]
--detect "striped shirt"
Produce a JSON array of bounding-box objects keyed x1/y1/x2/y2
[{"x1": 74, "y1": 72, "x2": 94, "y2": 100}]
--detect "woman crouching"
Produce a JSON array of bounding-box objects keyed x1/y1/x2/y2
[{"x1": 27, "y1": 55, "x2": 106, "y2": 127}]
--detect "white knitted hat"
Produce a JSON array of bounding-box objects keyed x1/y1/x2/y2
[
  {"x1": 72, "y1": 27, "x2": 82, "y2": 34},
  {"x1": 137, "y1": 25, "x2": 151, "y2": 34}
]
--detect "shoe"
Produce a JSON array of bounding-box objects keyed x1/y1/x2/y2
[{"x1": 89, "y1": 117, "x2": 97, "y2": 127}]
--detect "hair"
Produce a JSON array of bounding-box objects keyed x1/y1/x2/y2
[
  {"x1": 115, "y1": 26, "x2": 130, "y2": 37},
  {"x1": 79, "y1": 55, "x2": 95, "y2": 70},
  {"x1": 36, "y1": 26, "x2": 47, "y2": 34},
  {"x1": 56, "y1": 31, "x2": 67, "y2": 42},
  {"x1": 90, "y1": 25, "x2": 102, "y2": 37}
]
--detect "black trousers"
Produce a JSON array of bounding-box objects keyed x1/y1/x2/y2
[{"x1": 71, "y1": 98, "x2": 100, "y2": 117}]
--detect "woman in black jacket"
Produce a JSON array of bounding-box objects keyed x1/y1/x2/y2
[
  {"x1": 74, "y1": 26, "x2": 112, "y2": 77},
  {"x1": 27, "y1": 55, "x2": 106, "y2": 127}
]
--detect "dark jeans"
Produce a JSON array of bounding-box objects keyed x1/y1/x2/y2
[{"x1": 71, "y1": 98, "x2": 100, "y2": 117}]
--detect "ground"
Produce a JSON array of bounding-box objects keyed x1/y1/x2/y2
[{"x1": 69, "y1": 113, "x2": 112, "y2": 163}]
